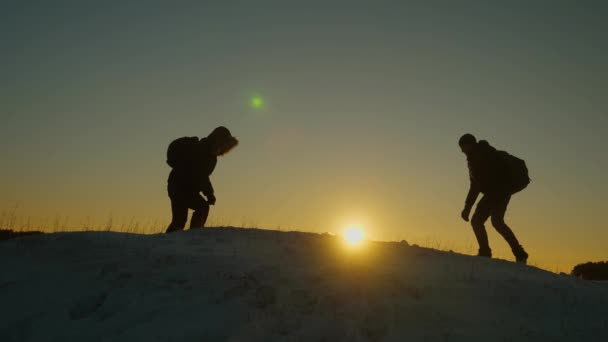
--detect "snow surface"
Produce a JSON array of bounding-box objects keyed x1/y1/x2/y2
[{"x1": 1, "y1": 228, "x2": 607, "y2": 341}]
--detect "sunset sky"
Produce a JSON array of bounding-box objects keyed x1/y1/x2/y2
[{"x1": 1, "y1": 1, "x2": 606, "y2": 271}]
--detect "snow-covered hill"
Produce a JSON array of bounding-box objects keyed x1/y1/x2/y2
[{"x1": 1, "y1": 228, "x2": 607, "y2": 341}]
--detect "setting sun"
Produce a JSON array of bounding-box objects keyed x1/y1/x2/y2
[{"x1": 343, "y1": 226, "x2": 365, "y2": 246}]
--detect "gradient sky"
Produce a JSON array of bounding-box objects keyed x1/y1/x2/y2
[{"x1": 1, "y1": 1, "x2": 607, "y2": 271}]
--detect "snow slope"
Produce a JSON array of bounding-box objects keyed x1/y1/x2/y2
[{"x1": 1, "y1": 228, "x2": 607, "y2": 341}]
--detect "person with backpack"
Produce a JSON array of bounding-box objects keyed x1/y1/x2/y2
[
  {"x1": 165, "y1": 126, "x2": 239, "y2": 233},
  {"x1": 458, "y1": 133, "x2": 529, "y2": 263}
]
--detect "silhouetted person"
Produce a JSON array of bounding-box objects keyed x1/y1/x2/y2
[
  {"x1": 459, "y1": 133, "x2": 529, "y2": 263},
  {"x1": 165, "y1": 126, "x2": 239, "y2": 233}
]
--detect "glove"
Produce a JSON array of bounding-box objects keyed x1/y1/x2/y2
[
  {"x1": 206, "y1": 193, "x2": 216, "y2": 205},
  {"x1": 461, "y1": 207, "x2": 471, "y2": 222}
]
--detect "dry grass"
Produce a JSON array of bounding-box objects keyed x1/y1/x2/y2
[
  {"x1": 0, "y1": 205, "x2": 165, "y2": 235},
  {"x1": 1, "y1": 205, "x2": 564, "y2": 273},
  {"x1": 0, "y1": 204, "x2": 264, "y2": 236}
]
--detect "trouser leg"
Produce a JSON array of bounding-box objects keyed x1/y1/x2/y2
[
  {"x1": 471, "y1": 195, "x2": 492, "y2": 256},
  {"x1": 190, "y1": 194, "x2": 210, "y2": 229},
  {"x1": 490, "y1": 195, "x2": 526, "y2": 258},
  {"x1": 166, "y1": 197, "x2": 188, "y2": 233}
]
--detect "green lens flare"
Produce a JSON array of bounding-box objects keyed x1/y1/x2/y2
[{"x1": 250, "y1": 96, "x2": 264, "y2": 109}]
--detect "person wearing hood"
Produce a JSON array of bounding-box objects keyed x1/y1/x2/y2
[
  {"x1": 165, "y1": 126, "x2": 239, "y2": 233},
  {"x1": 459, "y1": 133, "x2": 529, "y2": 263}
]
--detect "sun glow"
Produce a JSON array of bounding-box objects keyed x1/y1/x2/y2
[
  {"x1": 250, "y1": 95, "x2": 264, "y2": 109},
  {"x1": 343, "y1": 226, "x2": 365, "y2": 246}
]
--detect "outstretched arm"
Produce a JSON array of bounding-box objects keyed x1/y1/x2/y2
[
  {"x1": 465, "y1": 181, "x2": 480, "y2": 210},
  {"x1": 462, "y1": 180, "x2": 480, "y2": 221},
  {"x1": 200, "y1": 177, "x2": 215, "y2": 204}
]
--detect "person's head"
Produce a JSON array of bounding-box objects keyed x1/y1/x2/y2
[
  {"x1": 207, "y1": 126, "x2": 239, "y2": 156},
  {"x1": 458, "y1": 133, "x2": 477, "y2": 155}
]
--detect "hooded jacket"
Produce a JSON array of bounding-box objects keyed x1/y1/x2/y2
[
  {"x1": 464, "y1": 140, "x2": 510, "y2": 207},
  {"x1": 167, "y1": 127, "x2": 238, "y2": 198},
  {"x1": 168, "y1": 138, "x2": 216, "y2": 197}
]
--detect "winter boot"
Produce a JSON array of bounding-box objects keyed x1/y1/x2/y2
[
  {"x1": 513, "y1": 246, "x2": 528, "y2": 264},
  {"x1": 477, "y1": 247, "x2": 492, "y2": 258}
]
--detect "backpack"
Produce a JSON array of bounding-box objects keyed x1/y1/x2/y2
[
  {"x1": 499, "y1": 151, "x2": 530, "y2": 194},
  {"x1": 166, "y1": 137, "x2": 199, "y2": 168}
]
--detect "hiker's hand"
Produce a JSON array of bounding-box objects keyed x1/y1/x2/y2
[
  {"x1": 206, "y1": 194, "x2": 216, "y2": 205},
  {"x1": 461, "y1": 207, "x2": 471, "y2": 222}
]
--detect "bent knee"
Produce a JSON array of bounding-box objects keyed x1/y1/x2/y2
[
  {"x1": 194, "y1": 202, "x2": 209, "y2": 212},
  {"x1": 491, "y1": 216, "x2": 506, "y2": 228},
  {"x1": 471, "y1": 215, "x2": 486, "y2": 227}
]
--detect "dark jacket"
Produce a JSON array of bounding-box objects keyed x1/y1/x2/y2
[
  {"x1": 168, "y1": 138, "x2": 216, "y2": 197},
  {"x1": 465, "y1": 140, "x2": 510, "y2": 207},
  {"x1": 192, "y1": 137, "x2": 217, "y2": 196}
]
